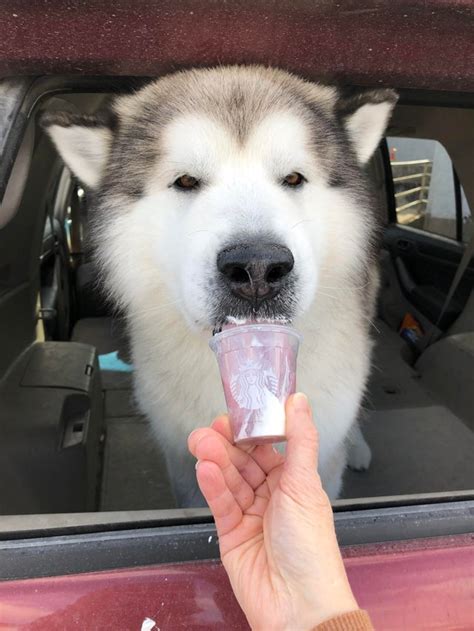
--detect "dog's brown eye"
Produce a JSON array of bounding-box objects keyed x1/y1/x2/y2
[
  {"x1": 174, "y1": 174, "x2": 200, "y2": 190},
  {"x1": 283, "y1": 172, "x2": 305, "y2": 187}
]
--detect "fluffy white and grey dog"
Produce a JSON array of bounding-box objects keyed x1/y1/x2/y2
[{"x1": 42, "y1": 66, "x2": 397, "y2": 506}]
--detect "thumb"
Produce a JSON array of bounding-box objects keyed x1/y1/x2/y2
[{"x1": 284, "y1": 392, "x2": 319, "y2": 476}]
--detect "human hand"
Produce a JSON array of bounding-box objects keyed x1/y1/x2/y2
[{"x1": 187, "y1": 393, "x2": 358, "y2": 631}]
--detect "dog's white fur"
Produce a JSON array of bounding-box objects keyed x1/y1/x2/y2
[{"x1": 44, "y1": 67, "x2": 395, "y2": 506}]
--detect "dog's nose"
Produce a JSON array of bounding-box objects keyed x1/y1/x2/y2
[{"x1": 217, "y1": 242, "x2": 294, "y2": 306}]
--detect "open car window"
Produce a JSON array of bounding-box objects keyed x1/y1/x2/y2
[
  {"x1": 0, "y1": 77, "x2": 473, "y2": 553},
  {"x1": 387, "y1": 136, "x2": 473, "y2": 242}
]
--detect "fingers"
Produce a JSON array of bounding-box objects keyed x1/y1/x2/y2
[
  {"x1": 191, "y1": 431, "x2": 255, "y2": 510},
  {"x1": 188, "y1": 415, "x2": 231, "y2": 453},
  {"x1": 190, "y1": 395, "x2": 318, "y2": 495},
  {"x1": 251, "y1": 443, "x2": 285, "y2": 474},
  {"x1": 195, "y1": 460, "x2": 243, "y2": 536},
  {"x1": 284, "y1": 393, "x2": 319, "y2": 475},
  {"x1": 210, "y1": 415, "x2": 233, "y2": 442},
  {"x1": 211, "y1": 415, "x2": 285, "y2": 476},
  {"x1": 219, "y1": 441, "x2": 280, "y2": 488},
  {"x1": 189, "y1": 421, "x2": 283, "y2": 491}
]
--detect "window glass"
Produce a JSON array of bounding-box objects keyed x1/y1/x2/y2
[
  {"x1": 462, "y1": 191, "x2": 473, "y2": 243},
  {"x1": 387, "y1": 137, "x2": 472, "y2": 242}
]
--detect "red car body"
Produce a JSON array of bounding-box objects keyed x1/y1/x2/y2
[
  {"x1": 0, "y1": 535, "x2": 473, "y2": 629},
  {"x1": 0, "y1": 1, "x2": 473, "y2": 629}
]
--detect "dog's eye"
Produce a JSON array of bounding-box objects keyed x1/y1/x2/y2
[
  {"x1": 174, "y1": 175, "x2": 200, "y2": 190},
  {"x1": 282, "y1": 172, "x2": 305, "y2": 188}
]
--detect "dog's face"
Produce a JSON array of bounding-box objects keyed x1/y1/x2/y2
[
  {"x1": 43, "y1": 67, "x2": 396, "y2": 331},
  {"x1": 143, "y1": 109, "x2": 324, "y2": 328}
]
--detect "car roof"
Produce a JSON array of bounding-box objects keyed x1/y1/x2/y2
[{"x1": 0, "y1": 0, "x2": 473, "y2": 92}]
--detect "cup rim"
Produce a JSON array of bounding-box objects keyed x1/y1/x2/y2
[{"x1": 209, "y1": 323, "x2": 302, "y2": 352}]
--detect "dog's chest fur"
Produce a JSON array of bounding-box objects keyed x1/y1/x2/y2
[{"x1": 130, "y1": 280, "x2": 373, "y2": 503}]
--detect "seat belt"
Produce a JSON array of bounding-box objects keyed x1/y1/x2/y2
[
  {"x1": 420, "y1": 229, "x2": 474, "y2": 350},
  {"x1": 38, "y1": 205, "x2": 70, "y2": 339}
]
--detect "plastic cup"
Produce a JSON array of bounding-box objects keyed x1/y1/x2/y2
[{"x1": 209, "y1": 324, "x2": 301, "y2": 445}]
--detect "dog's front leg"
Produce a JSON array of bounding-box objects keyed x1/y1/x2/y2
[{"x1": 346, "y1": 421, "x2": 372, "y2": 472}]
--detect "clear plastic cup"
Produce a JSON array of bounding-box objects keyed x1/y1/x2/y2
[{"x1": 209, "y1": 324, "x2": 301, "y2": 445}]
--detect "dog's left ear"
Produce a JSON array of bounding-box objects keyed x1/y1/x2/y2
[
  {"x1": 40, "y1": 111, "x2": 116, "y2": 189},
  {"x1": 338, "y1": 89, "x2": 398, "y2": 164}
]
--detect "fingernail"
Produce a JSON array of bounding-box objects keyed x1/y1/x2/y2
[
  {"x1": 189, "y1": 429, "x2": 200, "y2": 441},
  {"x1": 195, "y1": 459, "x2": 201, "y2": 470},
  {"x1": 293, "y1": 392, "x2": 309, "y2": 412}
]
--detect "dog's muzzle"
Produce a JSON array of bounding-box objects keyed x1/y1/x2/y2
[{"x1": 216, "y1": 241, "x2": 294, "y2": 309}]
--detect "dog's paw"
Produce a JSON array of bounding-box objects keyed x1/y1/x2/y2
[{"x1": 347, "y1": 436, "x2": 372, "y2": 472}]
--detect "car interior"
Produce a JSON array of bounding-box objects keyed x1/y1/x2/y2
[{"x1": 0, "y1": 85, "x2": 473, "y2": 518}]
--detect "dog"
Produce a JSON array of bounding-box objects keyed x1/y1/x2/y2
[{"x1": 42, "y1": 66, "x2": 397, "y2": 506}]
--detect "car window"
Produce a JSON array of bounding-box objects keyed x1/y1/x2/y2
[
  {"x1": 1, "y1": 82, "x2": 474, "y2": 541},
  {"x1": 387, "y1": 137, "x2": 472, "y2": 243}
]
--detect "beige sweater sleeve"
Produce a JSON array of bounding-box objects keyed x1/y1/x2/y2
[{"x1": 314, "y1": 609, "x2": 374, "y2": 631}]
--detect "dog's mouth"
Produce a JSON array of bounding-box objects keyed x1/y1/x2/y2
[
  {"x1": 211, "y1": 276, "x2": 297, "y2": 335},
  {"x1": 212, "y1": 315, "x2": 291, "y2": 336}
]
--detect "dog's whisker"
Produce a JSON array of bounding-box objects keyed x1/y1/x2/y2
[
  {"x1": 139, "y1": 297, "x2": 184, "y2": 311},
  {"x1": 368, "y1": 319, "x2": 381, "y2": 334},
  {"x1": 131, "y1": 298, "x2": 185, "y2": 320},
  {"x1": 290, "y1": 219, "x2": 314, "y2": 230},
  {"x1": 185, "y1": 229, "x2": 219, "y2": 238},
  {"x1": 314, "y1": 290, "x2": 381, "y2": 334},
  {"x1": 362, "y1": 394, "x2": 376, "y2": 411},
  {"x1": 318, "y1": 279, "x2": 372, "y2": 292},
  {"x1": 315, "y1": 290, "x2": 340, "y2": 301}
]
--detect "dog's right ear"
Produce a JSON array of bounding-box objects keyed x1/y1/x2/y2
[
  {"x1": 337, "y1": 88, "x2": 398, "y2": 165},
  {"x1": 40, "y1": 112, "x2": 115, "y2": 189}
]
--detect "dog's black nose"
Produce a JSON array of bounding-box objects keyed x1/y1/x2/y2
[{"x1": 217, "y1": 242, "x2": 294, "y2": 306}]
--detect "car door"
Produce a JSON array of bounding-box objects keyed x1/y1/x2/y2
[{"x1": 382, "y1": 120, "x2": 474, "y2": 330}]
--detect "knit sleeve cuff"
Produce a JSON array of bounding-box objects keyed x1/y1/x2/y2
[{"x1": 313, "y1": 609, "x2": 374, "y2": 631}]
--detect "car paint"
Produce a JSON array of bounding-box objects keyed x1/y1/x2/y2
[
  {"x1": 0, "y1": 534, "x2": 473, "y2": 630},
  {"x1": 0, "y1": 1, "x2": 473, "y2": 92}
]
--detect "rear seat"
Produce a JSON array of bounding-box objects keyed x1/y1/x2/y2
[
  {"x1": 70, "y1": 315, "x2": 176, "y2": 510},
  {"x1": 417, "y1": 331, "x2": 474, "y2": 430},
  {"x1": 0, "y1": 342, "x2": 104, "y2": 514},
  {"x1": 68, "y1": 201, "x2": 175, "y2": 509},
  {"x1": 342, "y1": 317, "x2": 474, "y2": 499},
  {"x1": 72, "y1": 316, "x2": 131, "y2": 368}
]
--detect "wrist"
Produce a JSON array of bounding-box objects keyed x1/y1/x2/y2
[
  {"x1": 297, "y1": 583, "x2": 359, "y2": 630},
  {"x1": 307, "y1": 595, "x2": 359, "y2": 628}
]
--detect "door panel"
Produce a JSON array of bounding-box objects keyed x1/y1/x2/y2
[
  {"x1": 383, "y1": 133, "x2": 473, "y2": 329},
  {"x1": 384, "y1": 223, "x2": 473, "y2": 326}
]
